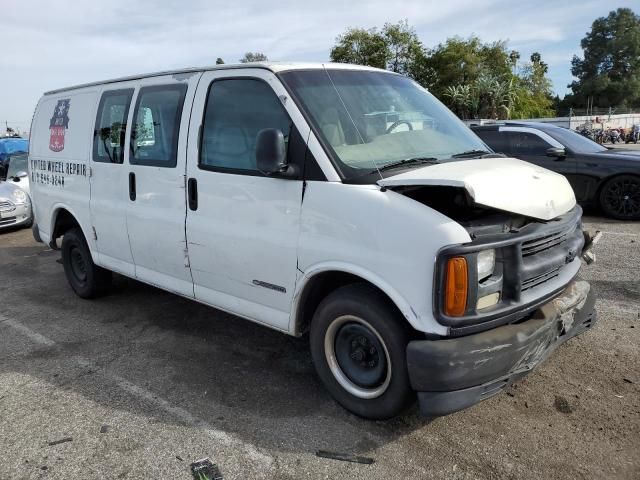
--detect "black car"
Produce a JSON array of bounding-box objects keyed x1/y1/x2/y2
[{"x1": 471, "y1": 122, "x2": 640, "y2": 220}]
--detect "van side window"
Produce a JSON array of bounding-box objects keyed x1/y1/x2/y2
[
  {"x1": 93, "y1": 89, "x2": 134, "y2": 164},
  {"x1": 130, "y1": 84, "x2": 187, "y2": 168},
  {"x1": 200, "y1": 79, "x2": 293, "y2": 174}
]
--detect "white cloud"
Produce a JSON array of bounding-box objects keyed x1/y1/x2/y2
[{"x1": 1, "y1": 0, "x2": 637, "y2": 128}]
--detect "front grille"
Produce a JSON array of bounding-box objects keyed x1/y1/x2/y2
[
  {"x1": 0, "y1": 216, "x2": 17, "y2": 226},
  {"x1": 437, "y1": 206, "x2": 586, "y2": 335},
  {"x1": 520, "y1": 222, "x2": 582, "y2": 293},
  {"x1": 522, "y1": 230, "x2": 569, "y2": 257},
  {"x1": 0, "y1": 200, "x2": 15, "y2": 212},
  {"x1": 522, "y1": 267, "x2": 561, "y2": 291}
]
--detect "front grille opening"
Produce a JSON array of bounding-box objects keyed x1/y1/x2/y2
[
  {"x1": 522, "y1": 230, "x2": 569, "y2": 256},
  {"x1": 522, "y1": 267, "x2": 561, "y2": 291}
]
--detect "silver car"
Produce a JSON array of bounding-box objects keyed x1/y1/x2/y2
[{"x1": 0, "y1": 152, "x2": 32, "y2": 230}]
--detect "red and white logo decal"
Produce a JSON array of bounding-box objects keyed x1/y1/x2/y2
[{"x1": 49, "y1": 99, "x2": 70, "y2": 152}]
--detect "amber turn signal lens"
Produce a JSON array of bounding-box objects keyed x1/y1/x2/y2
[{"x1": 444, "y1": 257, "x2": 468, "y2": 316}]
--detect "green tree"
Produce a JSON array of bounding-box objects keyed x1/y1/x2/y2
[
  {"x1": 330, "y1": 27, "x2": 389, "y2": 69},
  {"x1": 419, "y1": 36, "x2": 512, "y2": 98},
  {"x1": 511, "y1": 53, "x2": 555, "y2": 118},
  {"x1": 381, "y1": 20, "x2": 425, "y2": 74},
  {"x1": 215, "y1": 57, "x2": 225, "y2": 65},
  {"x1": 329, "y1": 23, "x2": 555, "y2": 119},
  {"x1": 239, "y1": 52, "x2": 268, "y2": 63},
  {"x1": 569, "y1": 8, "x2": 640, "y2": 108}
]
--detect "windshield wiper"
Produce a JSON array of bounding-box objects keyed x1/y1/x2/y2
[
  {"x1": 375, "y1": 157, "x2": 439, "y2": 173},
  {"x1": 451, "y1": 149, "x2": 503, "y2": 159}
]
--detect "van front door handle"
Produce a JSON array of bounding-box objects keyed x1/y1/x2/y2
[
  {"x1": 188, "y1": 177, "x2": 198, "y2": 211},
  {"x1": 129, "y1": 172, "x2": 136, "y2": 201}
]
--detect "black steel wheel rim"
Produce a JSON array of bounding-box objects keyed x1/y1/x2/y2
[
  {"x1": 70, "y1": 246, "x2": 87, "y2": 283},
  {"x1": 334, "y1": 322, "x2": 387, "y2": 389},
  {"x1": 604, "y1": 178, "x2": 640, "y2": 217}
]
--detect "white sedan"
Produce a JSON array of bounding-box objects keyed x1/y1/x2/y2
[{"x1": 0, "y1": 152, "x2": 32, "y2": 231}]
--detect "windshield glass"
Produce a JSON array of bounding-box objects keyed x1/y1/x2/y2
[
  {"x1": 546, "y1": 127, "x2": 607, "y2": 154},
  {"x1": 280, "y1": 69, "x2": 489, "y2": 181},
  {"x1": 6, "y1": 152, "x2": 28, "y2": 178}
]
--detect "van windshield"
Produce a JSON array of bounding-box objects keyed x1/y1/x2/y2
[{"x1": 280, "y1": 69, "x2": 489, "y2": 182}]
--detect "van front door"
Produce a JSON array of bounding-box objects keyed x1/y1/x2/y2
[
  {"x1": 125, "y1": 75, "x2": 199, "y2": 297},
  {"x1": 185, "y1": 69, "x2": 308, "y2": 331}
]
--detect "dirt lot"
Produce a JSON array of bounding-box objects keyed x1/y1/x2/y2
[{"x1": 0, "y1": 216, "x2": 638, "y2": 479}]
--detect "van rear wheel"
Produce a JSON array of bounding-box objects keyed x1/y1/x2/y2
[
  {"x1": 61, "y1": 227, "x2": 111, "y2": 298},
  {"x1": 310, "y1": 283, "x2": 415, "y2": 419}
]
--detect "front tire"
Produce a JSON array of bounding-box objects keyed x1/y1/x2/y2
[
  {"x1": 310, "y1": 283, "x2": 415, "y2": 419},
  {"x1": 599, "y1": 175, "x2": 640, "y2": 220},
  {"x1": 61, "y1": 227, "x2": 112, "y2": 298}
]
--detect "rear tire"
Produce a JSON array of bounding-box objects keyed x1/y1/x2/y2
[
  {"x1": 599, "y1": 175, "x2": 640, "y2": 220},
  {"x1": 61, "y1": 227, "x2": 112, "y2": 298},
  {"x1": 310, "y1": 283, "x2": 415, "y2": 419}
]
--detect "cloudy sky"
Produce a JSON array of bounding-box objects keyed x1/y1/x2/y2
[{"x1": 2, "y1": 0, "x2": 637, "y2": 132}]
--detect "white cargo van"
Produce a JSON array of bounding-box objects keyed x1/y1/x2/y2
[{"x1": 29, "y1": 63, "x2": 596, "y2": 419}]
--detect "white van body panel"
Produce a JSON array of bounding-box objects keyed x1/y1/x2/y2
[
  {"x1": 295, "y1": 182, "x2": 472, "y2": 335},
  {"x1": 124, "y1": 73, "x2": 202, "y2": 297},
  {"x1": 30, "y1": 90, "x2": 97, "y2": 252},
  {"x1": 377, "y1": 157, "x2": 577, "y2": 221},
  {"x1": 185, "y1": 68, "x2": 310, "y2": 331},
  {"x1": 88, "y1": 81, "x2": 137, "y2": 277}
]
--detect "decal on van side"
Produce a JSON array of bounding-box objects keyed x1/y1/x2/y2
[
  {"x1": 49, "y1": 99, "x2": 70, "y2": 152},
  {"x1": 30, "y1": 159, "x2": 86, "y2": 188}
]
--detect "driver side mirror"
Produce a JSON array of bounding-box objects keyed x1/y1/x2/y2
[
  {"x1": 12, "y1": 171, "x2": 28, "y2": 182},
  {"x1": 546, "y1": 147, "x2": 566, "y2": 159},
  {"x1": 256, "y1": 129, "x2": 297, "y2": 177}
]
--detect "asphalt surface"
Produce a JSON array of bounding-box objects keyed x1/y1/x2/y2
[{"x1": 1, "y1": 216, "x2": 639, "y2": 479}]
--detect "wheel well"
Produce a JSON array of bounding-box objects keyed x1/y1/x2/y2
[
  {"x1": 294, "y1": 271, "x2": 402, "y2": 336},
  {"x1": 50, "y1": 208, "x2": 81, "y2": 248}
]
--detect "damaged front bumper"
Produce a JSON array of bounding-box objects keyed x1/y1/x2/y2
[{"x1": 407, "y1": 280, "x2": 596, "y2": 416}]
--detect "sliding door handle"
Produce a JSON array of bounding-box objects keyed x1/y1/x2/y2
[
  {"x1": 129, "y1": 172, "x2": 136, "y2": 201},
  {"x1": 188, "y1": 177, "x2": 198, "y2": 211}
]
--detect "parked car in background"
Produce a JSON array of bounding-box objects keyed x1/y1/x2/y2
[
  {"x1": 5, "y1": 152, "x2": 30, "y2": 195},
  {"x1": 0, "y1": 137, "x2": 29, "y2": 180},
  {"x1": 0, "y1": 152, "x2": 32, "y2": 230},
  {"x1": 471, "y1": 122, "x2": 640, "y2": 220}
]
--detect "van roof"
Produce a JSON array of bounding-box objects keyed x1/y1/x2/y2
[{"x1": 43, "y1": 62, "x2": 388, "y2": 95}]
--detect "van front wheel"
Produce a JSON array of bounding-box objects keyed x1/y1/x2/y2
[
  {"x1": 61, "y1": 228, "x2": 112, "y2": 298},
  {"x1": 310, "y1": 284, "x2": 415, "y2": 419}
]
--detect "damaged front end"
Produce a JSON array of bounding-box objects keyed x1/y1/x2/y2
[
  {"x1": 406, "y1": 280, "x2": 596, "y2": 416},
  {"x1": 383, "y1": 172, "x2": 599, "y2": 416}
]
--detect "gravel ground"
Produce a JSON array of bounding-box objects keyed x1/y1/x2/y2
[{"x1": 0, "y1": 215, "x2": 638, "y2": 480}]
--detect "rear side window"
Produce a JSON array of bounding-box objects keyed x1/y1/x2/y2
[
  {"x1": 130, "y1": 84, "x2": 187, "y2": 167},
  {"x1": 474, "y1": 129, "x2": 509, "y2": 154},
  {"x1": 505, "y1": 131, "x2": 552, "y2": 155},
  {"x1": 199, "y1": 79, "x2": 293, "y2": 174},
  {"x1": 93, "y1": 89, "x2": 134, "y2": 163}
]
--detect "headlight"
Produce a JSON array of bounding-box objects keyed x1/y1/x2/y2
[
  {"x1": 476, "y1": 249, "x2": 495, "y2": 281},
  {"x1": 11, "y1": 188, "x2": 28, "y2": 204}
]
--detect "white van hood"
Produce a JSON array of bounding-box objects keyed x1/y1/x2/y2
[{"x1": 377, "y1": 157, "x2": 576, "y2": 221}]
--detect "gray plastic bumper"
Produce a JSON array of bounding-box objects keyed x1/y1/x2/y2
[{"x1": 407, "y1": 280, "x2": 596, "y2": 416}]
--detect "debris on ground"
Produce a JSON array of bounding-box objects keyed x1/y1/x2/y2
[
  {"x1": 316, "y1": 450, "x2": 375, "y2": 464},
  {"x1": 554, "y1": 396, "x2": 574, "y2": 414},
  {"x1": 47, "y1": 437, "x2": 73, "y2": 446},
  {"x1": 99, "y1": 425, "x2": 109, "y2": 434},
  {"x1": 190, "y1": 457, "x2": 223, "y2": 480}
]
